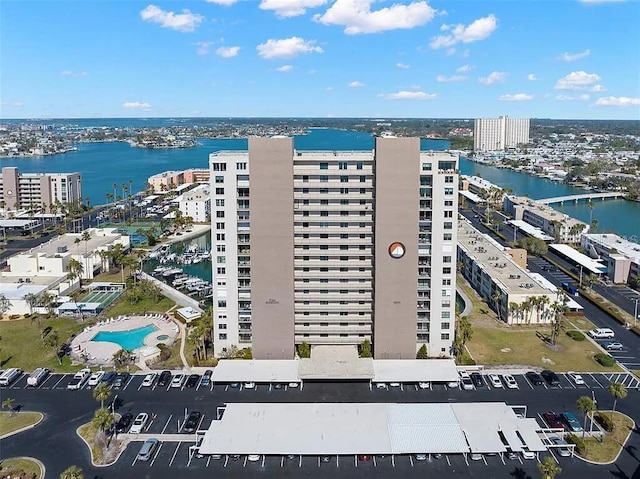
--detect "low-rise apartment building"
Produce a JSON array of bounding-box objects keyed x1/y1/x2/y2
[
  {"x1": 179, "y1": 184, "x2": 210, "y2": 223},
  {"x1": 1, "y1": 167, "x2": 82, "y2": 211},
  {"x1": 582, "y1": 233, "x2": 640, "y2": 284},
  {"x1": 457, "y1": 219, "x2": 556, "y2": 324},
  {"x1": 503, "y1": 195, "x2": 588, "y2": 243},
  {"x1": 148, "y1": 168, "x2": 210, "y2": 192}
]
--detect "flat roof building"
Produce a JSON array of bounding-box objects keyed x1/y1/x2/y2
[
  {"x1": 1, "y1": 167, "x2": 82, "y2": 211},
  {"x1": 474, "y1": 116, "x2": 530, "y2": 152},
  {"x1": 581, "y1": 233, "x2": 640, "y2": 284},
  {"x1": 210, "y1": 136, "x2": 459, "y2": 359}
]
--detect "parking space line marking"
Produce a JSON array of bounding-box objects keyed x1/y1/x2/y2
[
  {"x1": 590, "y1": 374, "x2": 604, "y2": 388},
  {"x1": 169, "y1": 443, "x2": 181, "y2": 467},
  {"x1": 446, "y1": 454, "x2": 451, "y2": 466},
  {"x1": 161, "y1": 414, "x2": 173, "y2": 434},
  {"x1": 482, "y1": 455, "x2": 487, "y2": 466},
  {"x1": 38, "y1": 374, "x2": 54, "y2": 389},
  {"x1": 52, "y1": 375, "x2": 66, "y2": 389},
  {"x1": 373, "y1": 456, "x2": 377, "y2": 467},
  {"x1": 122, "y1": 376, "x2": 134, "y2": 390},
  {"x1": 137, "y1": 381, "x2": 144, "y2": 391},
  {"x1": 409, "y1": 455, "x2": 414, "y2": 467},
  {"x1": 522, "y1": 374, "x2": 534, "y2": 390},
  {"x1": 206, "y1": 456, "x2": 211, "y2": 467},
  {"x1": 223, "y1": 456, "x2": 228, "y2": 468},
  {"x1": 242, "y1": 456, "x2": 247, "y2": 467},
  {"x1": 317, "y1": 456, "x2": 320, "y2": 468},
  {"x1": 563, "y1": 374, "x2": 576, "y2": 389},
  {"x1": 131, "y1": 455, "x2": 138, "y2": 467},
  {"x1": 150, "y1": 442, "x2": 163, "y2": 466}
]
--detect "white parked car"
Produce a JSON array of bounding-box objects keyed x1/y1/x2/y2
[
  {"x1": 588, "y1": 328, "x2": 615, "y2": 339},
  {"x1": 129, "y1": 413, "x2": 149, "y2": 434},
  {"x1": 567, "y1": 371, "x2": 585, "y2": 386},
  {"x1": 418, "y1": 382, "x2": 430, "y2": 390},
  {"x1": 502, "y1": 374, "x2": 519, "y2": 389},
  {"x1": 244, "y1": 382, "x2": 256, "y2": 389},
  {"x1": 171, "y1": 373, "x2": 186, "y2": 388},
  {"x1": 247, "y1": 454, "x2": 261, "y2": 462},
  {"x1": 521, "y1": 447, "x2": 535, "y2": 460},
  {"x1": 87, "y1": 371, "x2": 105, "y2": 386},
  {"x1": 488, "y1": 374, "x2": 503, "y2": 388},
  {"x1": 376, "y1": 383, "x2": 387, "y2": 389},
  {"x1": 141, "y1": 373, "x2": 156, "y2": 387}
]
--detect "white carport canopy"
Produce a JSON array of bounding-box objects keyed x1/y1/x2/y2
[
  {"x1": 198, "y1": 402, "x2": 540, "y2": 456},
  {"x1": 57, "y1": 302, "x2": 101, "y2": 312},
  {"x1": 517, "y1": 418, "x2": 548, "y2": 452},
  {"x1": 212, "y1": 359, "x2": 300, "y2": 384},
  {"x1": 372, "y1": 359, "x2": 459, "y2": 383}
]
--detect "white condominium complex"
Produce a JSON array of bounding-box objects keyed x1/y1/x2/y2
[
  {"x1": 1, "y1": 167, "x2": 82, "y2": 211},
  {"x1": 474, "y1": 116, "x2": 530, "y2": 151},
  {"x1": 209, "y1": 136, "x2": 459, "y2": 359}
]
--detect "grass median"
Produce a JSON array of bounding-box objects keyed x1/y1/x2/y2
[
  {"x1": 578, "y1": 411, "x2": 634, "y2": 463},
  {"x1": 0, "y1": 317, "x2": 85, "y2": 373},
  {"x1": 0, "y1": 412, "x2": 43, "y2": 437},
  {"x1": 0, "y1": 457, "x2": 43, "y2": 478}
]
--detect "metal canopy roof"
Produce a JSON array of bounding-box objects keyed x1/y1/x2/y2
[
  {"x1": 372, "y1": 359, "x2": 459, "y2": 383},
  {"x1": 550, "y1": 243, "x2": 607, "y2": 275},
  {"x1": 198, "y1": 402, "x2": 545, "y2": 456},
  {"x1": 212, "y1": 359, "x2": 300, "y2": 383}
]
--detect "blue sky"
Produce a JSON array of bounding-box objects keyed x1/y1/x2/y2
[{"x1": 1, "y1": 0, "x2": 639, "y2": 119}]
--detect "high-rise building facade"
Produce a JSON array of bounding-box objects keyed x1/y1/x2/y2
[
  {"x1": 474, "y1": 116, "x2": 530, "y2": 151},
  {"x1": 210, "y1": 137, "x2": 458, "y2": 359},
  {"x1": 0, "y1": 167, "x2": 82, "y2": 211}
]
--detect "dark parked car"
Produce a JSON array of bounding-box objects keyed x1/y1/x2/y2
[
  {"x1": 186, "y1": 374, "x2": 200, "y2": 388},
  {"x1": 200, "y1": 370, "x2": 213, "y2": 387},
  {"x1": 183, "y1": 411, "x2": 202, "y2": 434},
  {"x1": 542, "y1": 412, "x2": 565, "y2": 430},
  {"x1": 541, "y1": 369, "x2": 560, "y2": 386},
  {"x1": 158, "y1": 370, "x2": 172, "y2": 387},
  {"x1": 116, "y1": 413, "x2": 134, "y2": 433},
  {"x1": 100, "y1": 371, "x2": 116, "y2": 385},
  {"x1": 113, "y1": 372, "x2": 130, "y2": 388},
  {"x1": 470, "y1": 372, "x2": 485, "y2": 388},
  {"x1": 525, "y1": 371, "x2": 544, "y2": 386}
]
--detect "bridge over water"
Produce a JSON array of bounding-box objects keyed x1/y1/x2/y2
[{"x1": 537, "y1": 192, "x2": 624, "y2": 205}]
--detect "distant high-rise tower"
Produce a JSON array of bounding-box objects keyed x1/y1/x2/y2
[
  {"x1": 209, "y1": 136, "x2": 459, "y2": 359},
  {"x1": 474, "y1": 116, "x2": 530, "y2": 151}
]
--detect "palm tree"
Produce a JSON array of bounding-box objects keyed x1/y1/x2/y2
[
  {"x1": 92, "y1": 382, "x2": 112, "y2": 408},
  {"x1": 23, "y1": 292, "x2": 39, "y2": 315},
  {"x1": 509, "y1": 302, "x2": 522, "y2": 324},
  {"x1": 550, "y1": 300, "x2": 567, "y2": 345},
  {"x1": 576, "y1": 395, "x2": 595, "y2": 440},
  {"x1": 67, "y1": 258, "x2": 84, "y2": 287},
  {"x1": 92, "y1": 407, "x2": 114, "y2": 432},
  {"x1": 2, "y1": 397, "x2": 15, "y2": 415},
  {"x1": 587, "y1": 199, "x2": 595, "y2": 225},
  {"x1": 60, "y1": 465, "x2": 84, "y2": 479},
  {"x1": 608, "y1": 382, "x2": 628, "y2": 420},
  {"x1": 491, "y1": 291, "x2": 503, "y2": 322},
  {"x1": 113, "y1": 183, "x2": 118, "y2": 201},
  {"x1": 537, "y1": 456, "x2": 562, "y2": 479},
  {"x1": 534, "y1": 295, "x2": 550, "y2": 323}
]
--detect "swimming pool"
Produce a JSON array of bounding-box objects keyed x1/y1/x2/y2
[{"x1": 91, "y1": 324, "x2": 158, "y2": 351}]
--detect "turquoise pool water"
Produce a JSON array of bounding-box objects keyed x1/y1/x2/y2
[{"x1": 91, "y1": 324, "x2": 158, "y2": 350}]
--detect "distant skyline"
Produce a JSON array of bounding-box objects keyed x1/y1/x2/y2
[{"x1": 1, "y1": 0, "x2": 639, "y2": 120}]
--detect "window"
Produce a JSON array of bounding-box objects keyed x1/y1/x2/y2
[
  {"x1": 445, "y1": 176, "x2": 454, "y2": 183},
  {"x1": 215, "y1": 187, "x2": 224, "y2": 194},
  {"x1": 303, "y1": 199, "x2": 309, "y2": 205},
  {"x1": 303, "y1": 244, "x2": 309, "y2": 250},
  {"x1": 215, "y1": 176, "x2": 224, "y2": 184},
  {"x1": 320, "y1": 233, "x2": 328, "y2": 239},
  {"x1": 216, "y1": 244, "x2": 226, "y2": 252},
  {"x1": 340, "y1": 245, "x2": 348, "y2": 250},
  {"x1": 319, "y1": 222, "x2": 328, "y2": 228},
  {"x1": 303, "y1": 222, "x2": 309, "y2": 228},
  {"x1": 216, "y1": 211, "x2": 225, "y2": 218},
  {"x1": 340, "y1": 188, "x2": 349, "y2": 194},
  {"x1": 321, "y1": 211, "x2": 328, "y2": 217},
  {"x1": 442, "y1": 311, "x2": 451, "y2": 319},
  {"x1": 319, "y1": 175, "x2": 328, "y2": 183},
  {"x1": 302, "y1": 188, "x2": 309, "y2": 194},
  {"x1": 340, "y1": 175, "x2": 348, "y2": 183},
  {"x1": 320, "y1": 256, "x2": 328, "y2": 261},
  {"x1": 422, "y1": 163, "x2": 432, "y2": 171},
  {"x1": 442, "y1": 289, "x2": 451, "y2": 297},
  {"x1": 444, "y1": 200, "x2": 453, "y2": 207},
  {"x1": 212, "y1": 163, "x2": 227, "y2": 171},
  {"x1": 357, "y1": 161, "x2": 363, "y2": 170},
  {"x1": 216, "y1": 233, "x2": 225, "y2": 241},
  {"x1": 443, "y1": 256, "x2": 452, "y2": 263},
  {"x1": 303, "y1": 211, "x2": 309, "y2": 217},
  {"x1": 444, "y1": 222, "x2": 453, "y2": 230},
  {"x1": 360, "y1": 188, "x2": 366, "y2": 194},
  {"x1": 444, "y1": 187, "x2": 454, "y2": 195},
  {"x1": 320, "y1": 188, "x2": 328, "y2": 194},
  {"x1": 215, "y1": 199, "x2": 225, "y2": 206},
  {"x1": 320, "y1": 162, "x2": 328, "y2": 170},
  {"x1": 236, "y1": 162, "x2": 247, "y2": 170},
  {"x1": 340, "y1": 256, "x2": 348, "y2": 261},
  {"x1": 442, "y1": 279, "x2": 451, "y2": 286},
  {"x1": 443, "y1": 233, "x2": 452, "y2": 241},
  {"x1": 444, "y1": 211, "x2": 453, "y2": 218},
  {"x1": 340, "y1": 233, "x2": 348, "y2": 239},
  {"x1": 218, "y1": 333, "x2": 227, "y2": 340},
  {"x1": 339, "y1": 162, "x2": 348, "y2": 170},
  {"x1": 218, "y1": 300, "x2": 227, "y2": 308},
  {"x1": 359, "y1": 175, "x2": 366, "y2": 183},
  {"x1": 443, "y1": 267, "x2": 451, "y2": 274},
  {"x1": 216, "y1": 222, "x2": 225, "y2": 230},
  {"x1": 302, "y1": 175, "x2": 309, "y2": 182},
  {"x1": 441, "y1": 333, "x2": 450, "y2": 340},
  {"x1": 219, "y1": 323, "x2": 227, "y2": 330},
  {"x1": 341, "y1": 210, "x2": 348, "y2": 216},
  {"x1": 320, "y1": 199, "x2": 329, "y2": 205}
]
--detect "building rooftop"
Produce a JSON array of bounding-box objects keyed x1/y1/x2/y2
[
  {"x1": 22, "y1": 228, "x2": 126, "y2": 259},
  {"x1": 458, "y1": 220, "x2": 551, "y2": 295},
  {"x1": 464, "y1": 175, "x2": 501, "y2": 191},
  {"x1": 507, "y1": 195, "x2": 587, "y2": 229},
  {"x1": 583, "y1": 233, "x2": 640, "y2": 262},
  {"x1": 180, "y1": 184, "x2": 210, "y2": 202},
  {"x1": 549, "y1": 244, "x2": 608, "y2": 275}
]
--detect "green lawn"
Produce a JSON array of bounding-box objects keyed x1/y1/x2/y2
[
  {"x1": 579, "y1": 411, "x2": 634, "y2": 463},
  {"x1": 0, "y1": 412, "x2": 43, "y2": 437},
  {"x1": 467, "y1": 325, "x2": 622, "y2": 372},
  {"x1": 78, "y1": 421, "x2": 104, "y2": 464},
  {"x1": 152, "y1": 341, "x2": 186, "y2": 369},
  {"x1": 0, "y1": 457, "x2": 42, "y2": 478},
  {"x1": 104, "y1": 294, "x2": 175, "y2": 317},
  {"x1": 0, "y1": 317, "x2": 86, "y2": 372}
]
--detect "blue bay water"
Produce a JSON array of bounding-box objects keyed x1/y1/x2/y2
[{"x1": 1, "y1": 127, "x2": 637, "y2": 239}]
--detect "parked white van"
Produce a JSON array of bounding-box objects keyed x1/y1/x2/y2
[
  {"x1": 588, "y1": 328, "x2": 615, "y2": 339},
  {"x1": 27, "y1": 368, "x2": 51, "y2": 387},
  {"x1": 0, "y1": 368, "x2": 23, "y2": 387}
]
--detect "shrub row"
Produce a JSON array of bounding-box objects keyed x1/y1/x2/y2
[
  {"x1": 566, "y1": 433, "x2": 585, "y2": 455},
  {"x1": 566, "y1": 330, "x2": 586, "y2": 341},
  {"x1": 594, "y1": 353, "x2": 615, "y2": 367},
  {"x1": 595, "y1": 412, "x2": 616, "y2": 432}
]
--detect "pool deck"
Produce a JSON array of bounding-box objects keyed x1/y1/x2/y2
[{"x1": 70, "y1": 314, "x2": 179, "y2": 366}]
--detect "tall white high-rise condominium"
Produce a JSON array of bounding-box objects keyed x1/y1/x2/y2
[
  {"x1": 474, "y1": 116, "x2": 530, "y2": 151},
  {"x1": 209, "y1": 136, "x2": 459, "y2": 359}
]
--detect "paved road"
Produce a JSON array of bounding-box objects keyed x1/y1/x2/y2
[{"x1": 1, "y1": 375, "x2": 639, "y2": 478}]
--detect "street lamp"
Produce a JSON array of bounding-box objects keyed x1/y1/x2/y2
[{"x1": 634, "y1": 298, "x2": 639, "y2": 327}]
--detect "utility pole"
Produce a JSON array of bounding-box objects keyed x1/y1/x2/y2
[{"x1": 634, "y1": 298, "x2": 639, "y2": 326}]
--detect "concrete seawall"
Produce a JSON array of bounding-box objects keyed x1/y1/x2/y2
[{"x1": 140, "y1": 271, "x2": 203, "y2": 313}]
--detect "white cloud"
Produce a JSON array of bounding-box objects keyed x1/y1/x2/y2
[
  {"x1": 457, "y1": 64, "x2": 472, "y2": 73},
  {"x1": 349, "y1": 81, "x2": 365, "y2": 87},
  {"x1": 527, "y1": 73, "x2": 537, "y2": 81},
  {"x1": 61, "y1": 70, "x2": 88, "y2": 77},
  {"x1": 140, "y1": 4, "x2": 203, "y2": 32},
  {"x1": 314, "y1": 0, "x2": 436, "y2": 35},
  {"x1": 590, "y1": 84, "x2": 607, "y2": 92},
  {"x1": 195, "y1": 42, "x2": 214, "y2": 55},
  {"x1": 558, "y1": 48, "x2": 590, "y2": 62},
  {"x1": 0, "y1": 101, "x2": 24, "y2": 107},
  {"x1": 276, "y1": 65, "x2": 294, "y2": 72},
  {"x1": 430, "y1": 14, "x2": 497, "y2": 49},
  {"x1": 379, "y1": 91, "x2": 439, "y2": 100},
  {"x1": 554, "y1": 70, "x2": 601, "y2": 90},
  {"x1": 326, "y1": 86, "x2": 334, "y2": 91},
  {"x1": 122, "y1": 102, "x2": 152, "y2": 110},
  {"x1": 436, "y1": 75, "x2": 466, "y2": 82},
  {"x1": 556, "y1": 94, "x2": 590, "y2": 101},
  {"x1": 260, "y1": 0, "x2": 328, "y2": 18},
  {"x1": 216, "y1": 46, "x2": 241, "y2": 58},
  {"x1": 257, "y1": 37, "x2": 323, "y2": 59},
  {"x1": 498, "y1": 93, "x2": 533, "y2": 101},
  {"x1": 595, "y1": 96, "x2": 640, "y2": 107},
  {"x1": 478, "y1": 71, "x2": 507, "y2": 85},
  {"x1": 206, "y1": 0, "x2": 238, "y2": 5},
  {"x1": 396, "y1": 62, "x2": 410, "y2": 69}
]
